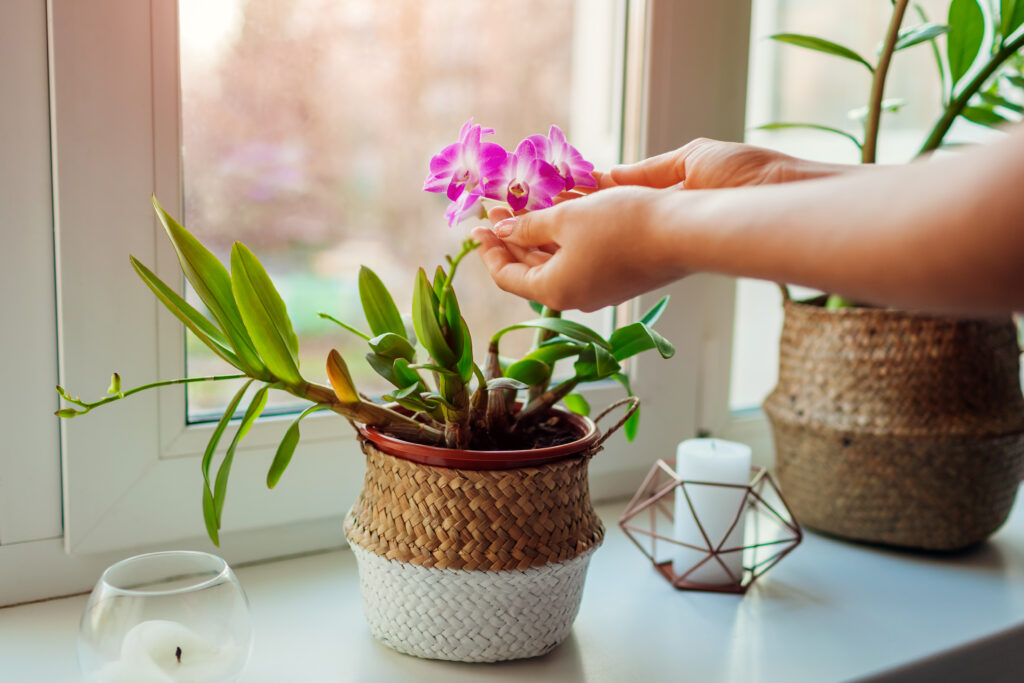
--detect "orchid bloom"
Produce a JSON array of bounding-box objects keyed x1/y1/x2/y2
[
  {"x1": 423, "y1": 119, "x2": 506, "y2": 203},
  {"x1": 481, "y1": 139, "x2": 564, "y2": 212},
  {"x1": 443, "y1": 190, "x2": 484, "y2": 227},
  {"x1": 526, "y1": 125, "x2": 597, "y2": 192}
]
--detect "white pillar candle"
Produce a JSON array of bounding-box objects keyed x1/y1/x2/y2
[
  {"x1": 93, "y1": 620, "x2": 240, "y2": 683},
  {"x1": 672, "y1": 438, "x2": 752, "y2": 585}
]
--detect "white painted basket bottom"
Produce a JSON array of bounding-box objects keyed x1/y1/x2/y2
[{"x1": 348, "y1": 541, "x2": 598, "y2": 663}]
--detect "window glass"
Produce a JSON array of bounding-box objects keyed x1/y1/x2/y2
[{"x1": 179, "y1": 0, "x2": 602, "y2": 419}]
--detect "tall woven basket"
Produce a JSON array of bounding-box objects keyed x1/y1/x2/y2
[
  {"x1": 344, "y1": 401, "x2": 635, "y2": 662},
  {"x1": 763, "y1": 290, "x2": 1024, "y2": 551}
]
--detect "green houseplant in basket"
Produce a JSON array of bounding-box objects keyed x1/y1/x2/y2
[
  {"x1": 760, "y1": 0, "x2": 1024, "y2": 551},
  {"x1": 55, "y1": 121, "x2": 674, "y2": 662}
]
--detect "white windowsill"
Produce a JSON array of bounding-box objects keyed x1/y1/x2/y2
[{"x1": 3, "y1": 493, "x2": 1024, "y2": 682}]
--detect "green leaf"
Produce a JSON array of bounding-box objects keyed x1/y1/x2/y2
[
  {"x1": 609, "y1": 322, "x2": 676, "y2": 361},
  {"x1": 230, "y1": 243, "x2": 303, "y2": 386},
  {"x1": 455, "y1": 317, "x2": 474, "y2": 383},
  {"x1": 505, "y1": 358, "x2": 552, "y2": 386},
  {"x1": 825, "y1": 294, "x2": 857, "y2": 309},
  {"x1": 1006, "y1": 74, "x2": 1024, "y2": 88},
  {"x1": 524, "y1": 341, "x2": 584, "y2": 366},
  {"x1": 440, "y1": 284, "x2": 465, "y2": 358},
  {"x1": 131, "y1": 256, "x2": 243, "y2": 369},
  {"x1": 492, "y1": 318, "x2": 611, "y2": 350},
  {"x1": 214, "y1": 384, "x2": 269, "y2": 524},
  {"x1": 563, "y1": 393, "x2": 590, "y2": 417},
  {"x1": 407, "y1": 362, "x2": 458, "y2": 377},
  {"x1": 948, "y1": 0, "x2": 985, "y2": 86},
  {"x1": 412, "y1": 269, "x2": 456, "y2": 367},
  {"x1": 267, "y1": 404, "x2": 328, "y2": 489},
  {"x1": 894, "y1": 22, "x2": 950, "y2": 51},
  {"x1": 152, "y1": 197, "x2": 265, "y2": 376},
  {"x1": 639, "y1": 296, "x2": 670, "y2": 327},
  {"x1": 317, "y1": 312, "x2": 370, "y2": 341},
  {"x1": 366, "y1": 355, "x2": 423, "y2": 390},
  {"x1": 1001, "y1": 0, "x2": 1024, "y2": 40},
  {"x1": 432, "y1": 266, "x2": 447, "y2": 302},
  {"x1": 202, "y1": 487, "x2": 219, "y2": 547},
  {"x1": 574, "y1": 344, "x2": 621, "y2": 381},
  {"x1": 848, "y1": 98, "x2": 905, "y2": 122},
  {"x1": 914, "y1": 4, "x2": 949, "y2": 97},
  {"x1": 753, "y1": 123, "x2": 863, "y2": 150},
  {"x1": 961, "y1": 105, "x2": 1012, "y2": 126},
  {"x1": 979, "y1": 91, "x2": 1024, "y2": 113},
  {"x1": 358, "y1": 266, "x2": 406, "y2": 338},
  {"x1": 201, "y1": 379, "x2": 255, "y2": 545},
  {"x1": 368, "y1": 333, "x2": 416, "y2": 361},
  {"x1": 610, "y1": 373, "x2": 640, "y2": 442},
  {"x1": 384, "y1": 392, "x2": 437, "y2": 414},
  {"x1": 392, "y1": 358, "x2": 425, "y2": 388},
  {"x1": 487, "y1": 377, "x2": 529, "y2": 391},
  {"x1": 624, "y1": 405, "x2": 640, "y2": 442},
  {"x1": 528, "y1": 300, "x2": 545, "y2": 315},
  {"x1": 769, "y1": 33, "x2": 874, "y2": 72},
  {"x1": 326, "y1": 350, "x2": 359, "y2": 404}
]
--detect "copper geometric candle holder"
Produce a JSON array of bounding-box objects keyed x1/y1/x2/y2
[{"x1": 618, "y1": 459, "x2": 802, "y2": 594}]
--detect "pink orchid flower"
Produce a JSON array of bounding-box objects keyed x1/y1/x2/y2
[
  {"x1": 481, "y1": 138, "x2": 564, "y2": 212},
  {"x1": 423, "y1": 119, "x2": 506, "y2": 202},
  {"x1": 526, "y1": 125, "x2": 597, "y2": 192},
  {"x1": 443, "y1": 190, "x2": 484, "y2": 227}
]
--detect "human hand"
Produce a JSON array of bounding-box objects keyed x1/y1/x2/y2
[
  {"x1": 471, "y1": 186, "x2": 686, "y2": 312},
  {"x1": 608, "y1": 137, "x2": 849, "y2": 190}
]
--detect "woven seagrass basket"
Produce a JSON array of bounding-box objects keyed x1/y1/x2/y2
[
  {"x1": 763, "y1": 290, "x2": 1024, "y2": 551},
  {"x1": 343, "y1": 400, "x2": 635, "y2": 662}
]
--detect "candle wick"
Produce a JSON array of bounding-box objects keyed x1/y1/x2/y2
[{"x1": 175, "y1": 646, "x2": 182, "y2": 664}]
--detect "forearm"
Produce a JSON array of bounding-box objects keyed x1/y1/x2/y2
[{"x1": 654, "y1": 131, "x2": 1024, "y2": 314}]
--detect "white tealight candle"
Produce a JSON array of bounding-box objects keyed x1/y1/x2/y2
[
  {"x1": 94, "y1": 620, "x2": 240, "y2": 683},
  {"x1": 672, "y1": 438, "x2": 752, "y2": 585}
]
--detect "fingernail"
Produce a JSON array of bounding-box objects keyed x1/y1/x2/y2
[{"x1": 493, "y1": 217, "x2": 517, "y2": 238}]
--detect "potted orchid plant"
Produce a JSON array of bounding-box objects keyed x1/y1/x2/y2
[
  {"x1": 759, "y1": 0, "x2": 1024, "y2": 552},
  {"x1": 55, "y1": 121, "x2": 674, "y2": 662}
]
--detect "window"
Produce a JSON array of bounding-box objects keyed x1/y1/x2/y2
[
  {"x1": 177, "y1": 0, "x2": 615, "y2": 417},
  {"x1": 5, "y1": 0, "x2": 754, "y2": 604}
]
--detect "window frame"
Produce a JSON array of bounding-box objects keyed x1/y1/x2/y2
[{"x1": 2, "y1": 0, "x2": 755, "y2": 605}]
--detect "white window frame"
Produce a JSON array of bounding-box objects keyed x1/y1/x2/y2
[{"x1": 1, "y1": 0, "x2": 754, "y2": 605}]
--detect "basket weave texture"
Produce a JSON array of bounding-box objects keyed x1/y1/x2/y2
[
  {"x1": 344, "y1": 440, "x2": 605, "y2": 572},
  {"x1": 764, "y1": 298, "x2": 1024, "y2": 550}
]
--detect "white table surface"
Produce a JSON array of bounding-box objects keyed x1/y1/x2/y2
[{"x1": 3, "y1": 495, "x2": 1024, "y2": 682}]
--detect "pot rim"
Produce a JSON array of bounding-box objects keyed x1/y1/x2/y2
[
  {"x1": 783, "y1": 294, "x2": 1015, "y2": 326},
  {"x1": 356, "y1": 406, "x2": 599, "y2": 470}
]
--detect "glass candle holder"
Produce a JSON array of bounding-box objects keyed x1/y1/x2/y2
[{"x1": 78, "y1": 550, "x2": 252, "y2": 683}]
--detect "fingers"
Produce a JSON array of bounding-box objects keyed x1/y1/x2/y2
[
  {"x1": 470, "y1": 227, "x2": 545, "y2": 300},
  {"x1": 610, "y1": 148, "x2": 688, "y2": 188},
  {"x1": 505, "y1": 241, "x2": 552, "y2": 267},
  {"x1": 488, "y1": 208, "x2": 558, "y2": 248}
]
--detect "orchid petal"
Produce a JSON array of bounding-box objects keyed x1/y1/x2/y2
[
  {"x1": 423, "y1": 173, "x2": 449, "y2": 193},
  {"x1": 549, "y1": 125, "x2": 567, "y2": 147},
  {"x1": 445, "y1": 192, "x2": 481, "y2": 227},
  {"x1": 447, "y1": 177, "x2": 466, "y2": 201},
  {"x1": 507, "y1": 190, "x2": 529, "y2": 212},
  {"x1": 428, "y1": 144, "x2": 460, "y2": 175}
]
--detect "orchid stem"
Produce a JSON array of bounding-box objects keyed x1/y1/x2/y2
[{"x1": 57, "y1": 373, "x2": 248, "y2": 417}]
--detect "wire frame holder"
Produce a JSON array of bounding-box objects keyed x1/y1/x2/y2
[{"x1": 618, "y1": 460, "x2": 802, "y2": 594}]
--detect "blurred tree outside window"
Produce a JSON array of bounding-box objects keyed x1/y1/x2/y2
[{"x1": 179, "y1": 0, "x2": 592, "y2": 419}]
